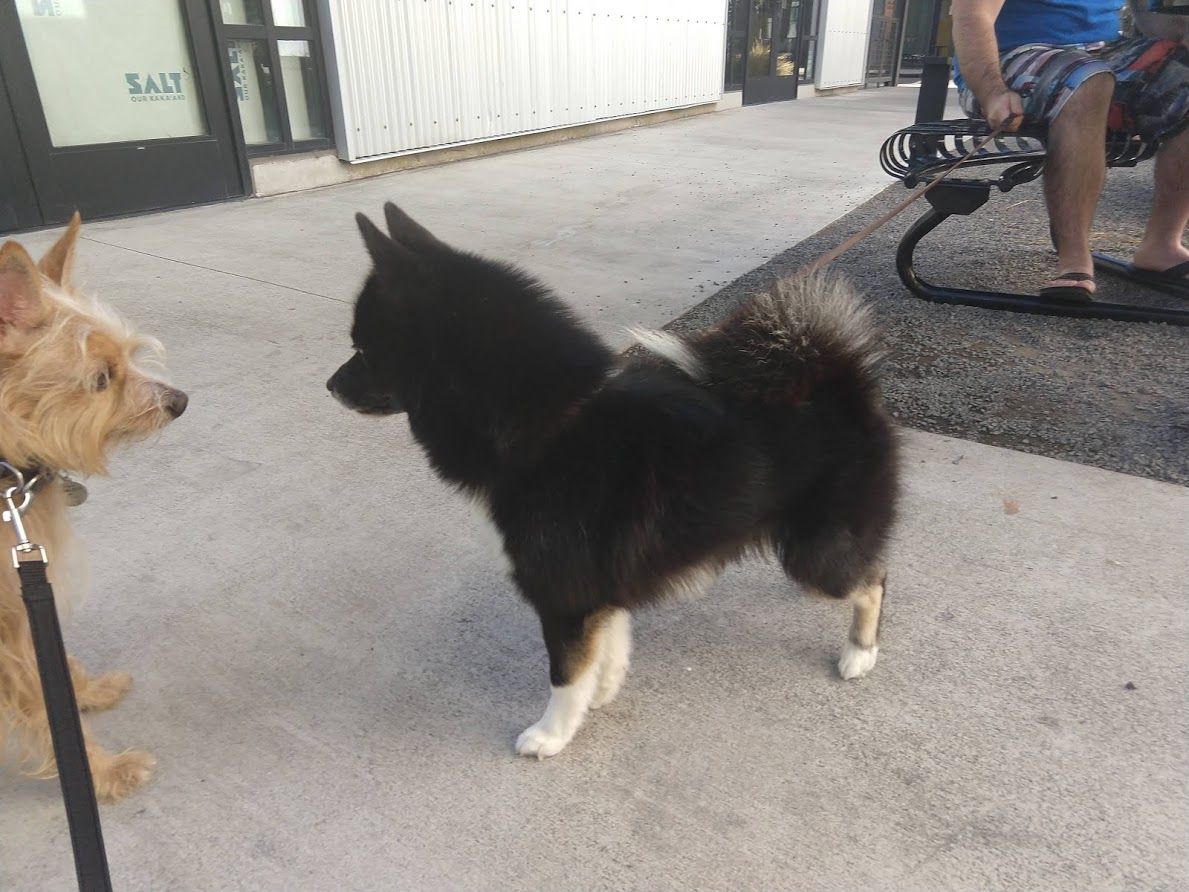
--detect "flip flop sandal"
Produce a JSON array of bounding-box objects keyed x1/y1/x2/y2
[
  {"x1": 1038, "y1": 271, "x2": 1095, "y2": 304},
  {"x1": 1125, "y1": 260, "x2": 1189, "y2": 298}
]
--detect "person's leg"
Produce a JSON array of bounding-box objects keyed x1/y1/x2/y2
[
  {"x1": 1101, "y1": 37, "x2": 1189, "y2": 276},
  {"x1": 1042, "y1": 72, "x2": 1116, "y2": 294},
  {"x1": 1133, "y1": 126, "x2": 1189, "y2": 274},
  {"x1": 986, "y1": 46, "x2": 1118, "y2": 296}
]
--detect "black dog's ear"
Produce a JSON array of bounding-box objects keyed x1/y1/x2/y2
[
  {"x1": 356, "y1": 212, "x2": 418, "y2": 269},
  {"x1": 384, "y1": 202, "x2": 443, "y2": 251}
]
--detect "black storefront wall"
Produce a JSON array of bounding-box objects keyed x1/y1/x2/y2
[{"x1": 0, "y1": 0, "x2": 249, "y2": 234}]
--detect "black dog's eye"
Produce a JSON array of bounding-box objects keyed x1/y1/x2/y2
[
  {"x1": 95, "y1": 368, "x2": 110, "y2": 391},
  {"x1": 355, "y1": 349, "x2": 370, "y2": 369}
]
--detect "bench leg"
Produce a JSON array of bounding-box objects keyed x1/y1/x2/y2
[{"x1": 893, "y1": 209, "x2": 1189, "y2": 326}]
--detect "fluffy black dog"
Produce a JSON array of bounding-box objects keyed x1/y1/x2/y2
[{"x1": 329, "y1": 203, "x2": 898, "y2": 758}]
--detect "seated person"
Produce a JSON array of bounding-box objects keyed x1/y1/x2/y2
[{"x1": 952, "y1": 0, "x2": 1189, "y2": 299}]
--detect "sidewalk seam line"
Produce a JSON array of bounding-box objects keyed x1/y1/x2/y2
[{"x1": 79, "y1": 236, "x2": 349, "y2": 304}]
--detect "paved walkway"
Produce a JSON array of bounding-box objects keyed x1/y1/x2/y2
[{"x1": 2, "y1": 88, "x2": 1185, "y2": 890}]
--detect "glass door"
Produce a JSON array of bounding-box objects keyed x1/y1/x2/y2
[
  {"x1": 743, "y1": 0, "x2": 801, "y2": 104},
  {"x1": 0, "y1": 0, "x2": 245, "y2": 229}
]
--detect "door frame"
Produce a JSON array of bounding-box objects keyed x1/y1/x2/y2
[
  {"x1": 0, "y1": 59, "x2": 39, "y2": 232},
  {"x1": 0, "y1": 0, "x2": 248, "y2": 231}
]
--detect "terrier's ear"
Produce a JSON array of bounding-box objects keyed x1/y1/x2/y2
[
  {"x1": 38, "y1": 210, "x2": 81, "y2": 286},
  {"x1": 356, "y1": 212, "x2": 419, "y2": 272},
  {"x1": 383, "y1": 202, "x2": 443, "y2": 251},
  {"x1": 0, "y1": 241, "x2": 45, "y2": 336}
]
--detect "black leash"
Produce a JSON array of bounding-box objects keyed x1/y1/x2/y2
[{"x1": 2, "y1": 465, "x2": 113, "y2": 892}]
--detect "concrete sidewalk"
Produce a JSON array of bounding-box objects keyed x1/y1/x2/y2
[{"x1": 2, "y1": 89, "x2": 1186, "y2": 890}]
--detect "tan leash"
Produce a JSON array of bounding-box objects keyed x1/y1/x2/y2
[{"x1": 796, "y1": 122, "x2": 1009, "y2": 279}]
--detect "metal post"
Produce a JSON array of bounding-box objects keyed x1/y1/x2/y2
[{"x1": 915, "y1": 55, "x2": 950, "y2": 123}]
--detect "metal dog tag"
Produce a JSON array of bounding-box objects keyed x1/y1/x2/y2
[{"x1": 62, "y1": 477, "x2": 88, "y2": 507}]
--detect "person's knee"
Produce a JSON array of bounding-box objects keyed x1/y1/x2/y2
[{"x1": 1051, "y1": 72, "x2": 1115, "y2": 132}]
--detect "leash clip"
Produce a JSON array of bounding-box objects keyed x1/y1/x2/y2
[{"x1": 1, "y1": 461, "x2": 47, "y2": 568}]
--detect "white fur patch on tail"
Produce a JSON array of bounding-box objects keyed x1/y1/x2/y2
[
  {"x1": 766, "y1": 273, "x2": 884, "y2": 373},
  {"x1": 627, "y1": 327, "x2": 704, "y2": 379}
]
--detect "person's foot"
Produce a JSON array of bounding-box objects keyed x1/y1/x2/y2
[
  {"x1": 1040, "y1": 271, "x2": 1096, "y2": 302},
  {"x1": 1132, "y1": 243, "x2": 1189, "y2": 279}
]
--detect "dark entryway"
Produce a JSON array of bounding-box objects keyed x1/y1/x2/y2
[
  {"x1": 725, "y1": 0, "x2": 819, "y2": 105},
  {"x1": 865, "y1": 0, "x2": 952, "y2": 87},
  {"x1": 866, "y1": 0, "x2": 905, "y2": 87},
  {"x1": 899, "y1": 0, "x2": 952, "y2": 80},
  {"x1": 0, "y1": 0, "x2": 247, "y2": 234}
]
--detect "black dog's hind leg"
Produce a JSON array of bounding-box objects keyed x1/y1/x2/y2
[
  {"x1": 837, "y1": 572, "x2": 886, "y2": 680},
  {"x1": 777, "y1": 525, "x2": 888, "y2": 680}
]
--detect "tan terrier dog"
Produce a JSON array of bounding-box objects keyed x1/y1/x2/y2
[{"x1": 0, "y1": 214, "x2": 186, "y2": 803}]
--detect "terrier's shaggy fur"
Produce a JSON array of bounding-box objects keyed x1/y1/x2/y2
[{"x1": 0, "y1": 214, "x2": 187, "y2": 802}]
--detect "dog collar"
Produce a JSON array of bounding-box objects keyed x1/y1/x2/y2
[
  {"x1": 0, "y1": 462, "x2": 51, "y2": 492},
  {"x1": 0, "y1": 463, "x2": 87, "y2": 507}
]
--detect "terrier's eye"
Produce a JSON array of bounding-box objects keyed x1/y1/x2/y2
[{"x1": 95, "y1": 369, "x2": 110, "y2": 391}]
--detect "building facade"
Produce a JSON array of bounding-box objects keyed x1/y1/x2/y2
[{"x1": 1, "y1": 0, "x2": 925, "y2": 234}]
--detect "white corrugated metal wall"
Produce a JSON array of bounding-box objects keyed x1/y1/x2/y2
[
  {"x1": 318, "y1": 0, "x2": 727, "y2": 162},
  {"x1": 815, "y1": 0, "x2": 872, "y2": 90}
]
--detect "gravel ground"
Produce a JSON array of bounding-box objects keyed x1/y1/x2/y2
[{"x1": 667, "y1": 166, "x2": 1189, "y2": 485}]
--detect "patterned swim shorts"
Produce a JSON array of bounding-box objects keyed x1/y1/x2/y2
[{"x1": 958, "y1": 37, "x2": 1189, "y2": 142}]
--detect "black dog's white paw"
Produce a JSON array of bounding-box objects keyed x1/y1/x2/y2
[
  {"x1": 838, "y1": 643, "x2": 878, "y2": 680},
  {"x1": 515, "y1": 723, "x2": 572, "y2": 759}
]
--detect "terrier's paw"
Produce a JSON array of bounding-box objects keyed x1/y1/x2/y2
[
  {"x1": 838, "y1": 643, "x2": 879, "y2": 680},
  {"x1": 515, "y1": 724, "x2": 571, "y2": 760},
  {"x1": 91, "y1": 749, "x2": 155, "y2": 803},
  {"x1": 78, "y1": 671, "x2": 133, "y2": 713}
]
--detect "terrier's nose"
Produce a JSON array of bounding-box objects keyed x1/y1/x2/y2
[{"x1": 166, "y1": 389, "x2": 189, "y2": 418}]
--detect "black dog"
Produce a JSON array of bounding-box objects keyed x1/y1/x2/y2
[{"x1": 329, "y1": 203, "x2": 898, "y2": 758}]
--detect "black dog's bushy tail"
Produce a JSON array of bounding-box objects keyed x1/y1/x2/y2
[{"x1": 632, "y1": 273, "x2": 884, "y2": 405}]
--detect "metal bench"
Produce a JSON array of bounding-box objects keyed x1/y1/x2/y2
[{"x1": 880, "y1": 57, "x2": 1187, "y2": 326}]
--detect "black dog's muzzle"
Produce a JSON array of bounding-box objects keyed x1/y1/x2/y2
[{"x1": 327, "y1": 355, "x2": 405, "y2": 415}]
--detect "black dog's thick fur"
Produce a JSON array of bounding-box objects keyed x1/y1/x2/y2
[{"x1": 330, "y1": 203, "x2": 899, "y2": 754}]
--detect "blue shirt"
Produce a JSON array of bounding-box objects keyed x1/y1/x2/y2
[
  {"x1": 994, "y1": 0, "x2": 1123, "y2": 51},
  {"x1": 953, "y1": 1, "x2": 1123, "y2": 88}
]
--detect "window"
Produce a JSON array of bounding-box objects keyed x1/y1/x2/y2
[
  {"x1": 216, "y1": 0, "x2": 329, "y2": 154},
  {"x1": 16, "y1": 0, "x2": 208, "y2": 147},
  {"x1": 795, "y1": 0, "x2": 820, "y2": 84}
]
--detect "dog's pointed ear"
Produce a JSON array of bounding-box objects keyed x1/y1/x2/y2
[
  {"x1": 383, "y1": 202, "x2": 443, "y2": 250},
  {"x1": 0, "y1": 241, "x2": 46, "y2": 336},
  {"x1": 356, "y1": 211, "x2": 419, "y2": 268},
  {"x1": 38, "y1": 210, "x2": 81, "y2": 286}
]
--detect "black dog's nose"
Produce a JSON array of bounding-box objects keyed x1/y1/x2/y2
[
  {"x1": 165, "y1": 388, "x2": 188, "y2": 418},
  {"x1": 326, "y1": 376, "x2": 335, "y2": 393}
]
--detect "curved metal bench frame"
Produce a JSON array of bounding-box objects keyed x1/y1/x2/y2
[{"x1": 882, "y1": 106, "x2": 1187, "y2": 326}]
